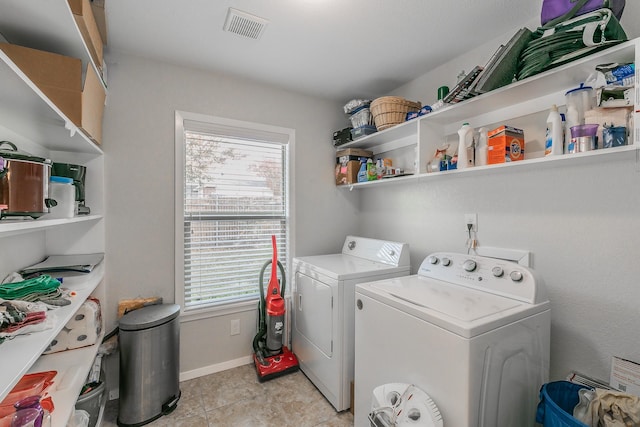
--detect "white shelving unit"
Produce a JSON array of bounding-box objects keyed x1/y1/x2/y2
[
  {"x1": 0, "y1": 264, "x2": 104, "y2": 400},
  {"x1": 338, "y1": 38, "x2": 640, "y2": 190},
  {"x1": 0, "y1": 1, "x2": 106, "y2": 425}
]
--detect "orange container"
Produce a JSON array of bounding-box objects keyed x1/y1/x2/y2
[{"x1": 487, "y1": 125, "x2": 525, "y2": 164}]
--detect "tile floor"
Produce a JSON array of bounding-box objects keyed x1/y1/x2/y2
[{"x1": 101, "y1": 364, "x2": 354, "y2": 427}]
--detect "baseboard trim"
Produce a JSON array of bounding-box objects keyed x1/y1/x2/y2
[{"x1": 179, "y1": 355, "x2": 254, "y2": 382}]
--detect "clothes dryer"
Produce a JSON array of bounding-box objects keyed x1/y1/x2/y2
[
  {"x1": 292, "y1": 236, "x2": 410, "y2": 411},
  {"x1": 354, "y1": 252, "x2": 550, "y2": 427}
]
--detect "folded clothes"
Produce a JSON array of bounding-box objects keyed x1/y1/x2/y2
[
  {"x1": 1, "y1": 311, "x2": 46, "y2": 333},
  {"x1": 0, "y1": 275, "x2": 61, "y2": 300}
]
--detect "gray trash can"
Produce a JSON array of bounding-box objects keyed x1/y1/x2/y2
[{"x1": 117, "y1": 304, "x2": 181, "y2": 427}]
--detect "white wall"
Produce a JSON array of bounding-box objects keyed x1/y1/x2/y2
[
  {"x1": 101, "y1": 52, "x2": 358, "y2": 382},
  {"x1": 356, "y1": 9, "x2": 640, "y2": 383}
]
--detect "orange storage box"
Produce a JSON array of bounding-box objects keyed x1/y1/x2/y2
[{"x1": 487, "y1": 125, "x2": 525, "y2": 164}]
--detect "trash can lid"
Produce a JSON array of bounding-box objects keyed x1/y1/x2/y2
[{"x1": 119, "y1": 304, "x2": 180, "y2": 331}]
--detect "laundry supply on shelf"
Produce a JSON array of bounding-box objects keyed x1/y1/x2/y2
[
  {"x1": 487, "y1": 125, "x2": 525, "y2": 164},
  {"x1": 545, "y1": 104, "x2": 564, "y2": 156},
  {"x1": 457, "y1": 123, "x2": 475, "y2": 169}
]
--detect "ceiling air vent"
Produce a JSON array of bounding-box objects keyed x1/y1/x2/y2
[{"x1": 223, "y1": 8, "x2": 269, "y2": 40}]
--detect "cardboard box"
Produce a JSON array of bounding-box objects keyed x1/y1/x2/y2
[
  {"x1": 68, "y1": 0, "x2": 104, "y2": 71},
  {"x1": 335, "y1": 148, "x2": 372, "y2": 185},
  {"x1": 610, "y1": 356, "x2": 640, "y2": 396},
  {"x1": 90, "y1": 0, "x2": 108, "y2": 46},
  {"x1": 487, "y1": 125, "x2": 525, "y2": 164},
  {"x1": 0, "y1": 43, "x2": 105, "y2": 145}
]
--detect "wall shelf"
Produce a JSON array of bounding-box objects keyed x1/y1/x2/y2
[
  {"x1": 337, "y1": 38, "x2": 640, "y2": 190},
  {"x1": 0, "y1": 2, "x2": 106, "y2": 425},
  {"x1": 0, "y1": 215, "x2": 103, "y2": 238},
  {"x1": 0, "y1": 262, "x2": 104, "y2": 402}
]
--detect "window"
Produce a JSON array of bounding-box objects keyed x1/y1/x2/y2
[{"x1": 175, "y1": 111, "x2": 292, "y2": 313}]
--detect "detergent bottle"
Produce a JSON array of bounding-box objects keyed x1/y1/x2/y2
[
  {"x1": 565, "y1": 103, "x2": 579, "y2": 154},
  {"x1": 457, "y1": 123, "x2": 474, "y2": 169},
  {"x1": 357, "y1": 158, "x2": 368, "y2": 182},
  {"x1": 545, "y1": 104, "x2": 563, "y2": 156}
]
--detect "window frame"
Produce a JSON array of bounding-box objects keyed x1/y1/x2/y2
[{"x1": 174, "y1": 110, "x2": 295, "y2": 320}]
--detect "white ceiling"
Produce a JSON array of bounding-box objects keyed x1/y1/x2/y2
[{"x1": 106, "y1": 0, "x2": 540, "y2": 102}]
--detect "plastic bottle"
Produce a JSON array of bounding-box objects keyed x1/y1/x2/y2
[
  {"x1": 545, "y1": 104, "x2": 564, "y2": 156},
  {"x1": 48, "y1": 176, "x2": 76, "y2": 218},
  {"x1": 457, "y1": 123, "x2": 474, "y2": 169},
  {"x1": 476, "y1": 127, "x2": 488, "y2": 166},
  {"x1": 565, "y1": 103, "x2": 579, "y2": 154},
  {"x1": 357, "y1": 158, "x2": 368, "y2": 183}
]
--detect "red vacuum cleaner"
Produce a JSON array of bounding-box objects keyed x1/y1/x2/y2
[{"x1": 252, "y1": 235, "x2": 299, "y2": 382}]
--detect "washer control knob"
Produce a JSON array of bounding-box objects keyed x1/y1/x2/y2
[
  {"x1": 463, "y1": 259, "x2": 477, "y2": 272},
  {"x1": 427, "y1": 256, "x2": 439, "y2": 265},
  {"x1": 510, "y1": 270, "x2": 524, "y2": 282},
  {"x1": 348, "y1": 241, "x2": 356, "y2": 250},
  {"x1": 442, "y1": 257, "x2": 451, "y2": 266},
  {"x1": 492, "y1": 266, "x2": 504, "y2": 277},
  {"x1": 388, "y1": 250, "x2": 396, "y2": 257}
]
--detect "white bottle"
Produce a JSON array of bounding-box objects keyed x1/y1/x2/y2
[
  {"x1": 545, "y1": 104, "x2": 563, "y2": 156},
  {"x1": 457, "y1": 123, "x2": 474, "y2": 169},
  {"x1": 565, "y1": 103, "x2": 579, "y2": 154},
  {"x1": 476, "y1": 127, "x2": 488, "y2": 166}
]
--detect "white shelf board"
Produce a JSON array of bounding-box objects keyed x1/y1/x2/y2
[
  {"x1": 29, "y1": 332, "x2": 105, "y2": 427},
  {"x1": 0, "y1": 262, "x2": 104, "y2": 402},
  {"x1": 0, "y1": 0, "x2": 106, "y2": 90},
  {"x1": 337, "y1": 119, "x2": 419, "y2": 150},
  {"x1": 339, "y1": 145, "x2": 639, "y2": 189},
  {"x1": 0, "y1": 215, "x2": 103, "y2": 238},
  {"x1": 422, "y1": 40, "x2": 637, "y2": 126},
  {"x1": 0, "y1": 50, "x2": 102, "y2": 156}
]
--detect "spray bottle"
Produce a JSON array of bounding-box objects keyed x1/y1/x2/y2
[
  {"x1": 545, "y1": 104, "x2": 563, "y2": 156},
  {"x1": 457, "y1": 123, "x2": 474, "y2": 169}
]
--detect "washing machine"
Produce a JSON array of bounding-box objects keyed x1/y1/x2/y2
[
  {"x1": 292, "y1": 235, "x2": 410, "y2": 411},
  {"x1": 354, "y1": 252, "x2": 550, "y2": 427}
]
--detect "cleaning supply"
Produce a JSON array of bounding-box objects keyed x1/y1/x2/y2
[
  {"x1": 252, "y1": 235, "x2": 299, "y2": 382},
  {"x1": 357, "y1": 158, "x2": 368, "y2": 183},
  {"x1": 366, "y1": 158, "x2": 377, "y2": 181},
  {"x1": 545, "y1": 104, "x2": 563, "y2": 156},
  {"x1": 565, "y1": 103, "x2": 579, "y2": 154},
  {"x1": 476, "y1": 128, "x2": 488, "y2": 166},
  {"x1": 457, "y1": 123, "x2": 474, "y2": 169}
]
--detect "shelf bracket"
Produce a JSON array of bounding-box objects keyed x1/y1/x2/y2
[{"x1": 64, "y1": 120, "x2": 77, "y2": 138}]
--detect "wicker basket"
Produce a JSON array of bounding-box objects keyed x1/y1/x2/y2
[{"x1": 370, "y1": 96, "x2": 422, "y2": 131}]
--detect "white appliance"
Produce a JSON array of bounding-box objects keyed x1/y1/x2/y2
[
  {"x1": 354, "y1": 252, "x2": 550, "y2": 427},
  {"x1": 292, "y1": 236, "x2": 410, "y2": 411}
]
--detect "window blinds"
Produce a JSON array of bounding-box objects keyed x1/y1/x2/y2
[{"x1": 182, "y1": 127, "x2": 288, "y2": 310}]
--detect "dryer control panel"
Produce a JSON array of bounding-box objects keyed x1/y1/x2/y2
[
  {"x1": 341, "y1": 235, "x2": 410, "y2": 267},
  {"x1": 418, "y1": 252, "x2": 547, "y2": 304}
]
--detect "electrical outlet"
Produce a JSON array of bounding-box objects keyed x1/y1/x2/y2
[
  {"x1": 465, "y1": 213, "x2": 478, "y2": 232},
  {"x1": 230, "y1": 319, "x2": 240, "y2": 336}
]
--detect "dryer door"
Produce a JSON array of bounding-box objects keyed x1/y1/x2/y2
[{"x1": 294, "y1": 272, "x2": 333, "y2": 356}]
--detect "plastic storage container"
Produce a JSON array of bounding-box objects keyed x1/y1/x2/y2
[
  {"x1": 48, "y1": 176, "x2": 76, "y2": 218},
  {"x1": 565, "y1": 84, "x2": 595, "y2": 125},
  {"x1": 118, "y1": 304, "x2": 181, "y2": 427},
  {"x1": 75, "y1": 371, "x2": 105, "y2": 427},
  {"x1": 536, "y1": 381, "x2": 589, "y2": 427}
]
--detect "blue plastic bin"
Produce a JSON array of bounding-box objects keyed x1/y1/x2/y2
[{"x1": 536, "y1": 381, "x2": 590, "y2": 427}]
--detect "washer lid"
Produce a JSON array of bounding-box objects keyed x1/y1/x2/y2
[
  {"x1": 294, "y1": 253, "x2": 409, "y2": 281},
  {"x1": 357, "y1": 276, "x2": 549, "y2": 338},
  {"x1": 119, "y1": 304, "x2": 180, "y2": 331}
]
